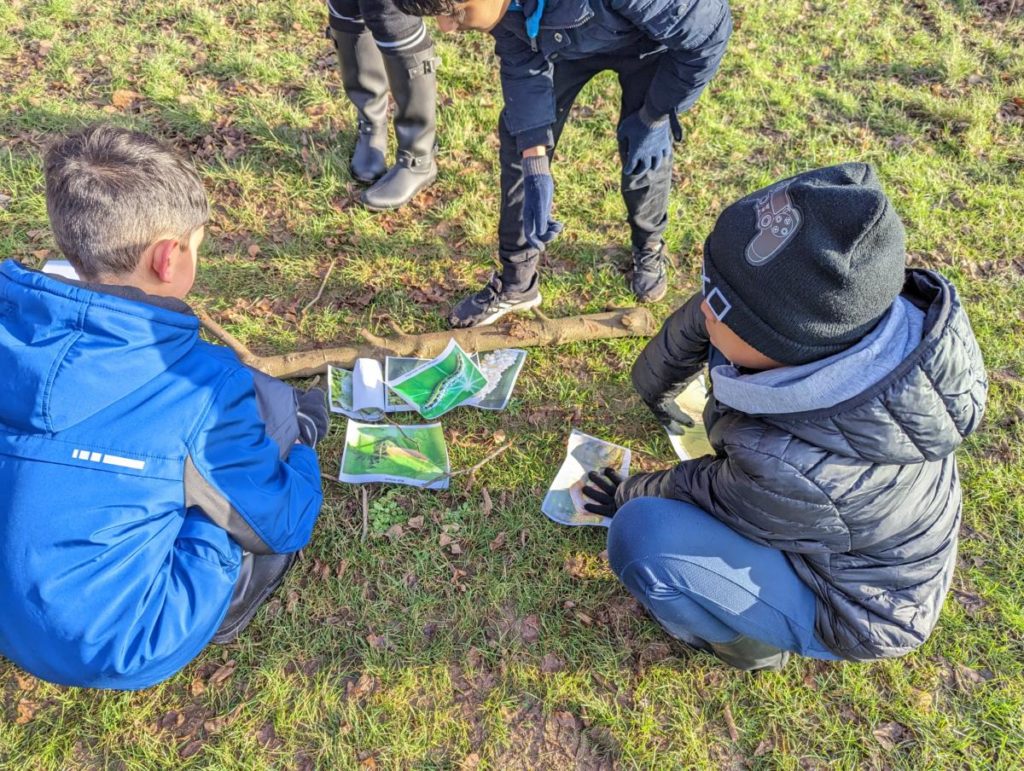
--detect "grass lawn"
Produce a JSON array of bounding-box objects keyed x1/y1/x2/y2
[{"x1": 2, "y1": 0, "x2": 1023, "y2": 767}]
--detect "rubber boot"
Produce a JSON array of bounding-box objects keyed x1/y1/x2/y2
[
  {"x1": 361, "y1": 45, "x2": 438, "y2": 211},
  {"x1": 709, "y1": 636, "x2": 791, "y2": 672},
  {"x1": 211, "y1": 552, "x2": 297, "y2": 644},
  {"x1": 330, "y1": 27, "x2": 389, "y2": 184}
]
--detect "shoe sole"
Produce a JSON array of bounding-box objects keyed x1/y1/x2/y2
[
  {"x1": 360, "y1": 171, "x2": 438, "y2": 212},
  {"x1": 636, "y1": 282, "x2": 668, "y2": 303},
  {"x1": 210, "y1": 554, "x2": 297, "y2": 645},
  {"x1": 455, "y1": 293, "x2": 543, "y2": 328}
]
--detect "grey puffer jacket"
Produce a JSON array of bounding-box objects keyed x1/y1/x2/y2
[{"x1": 623, "y1": 270, "x2": 988, "y2": 660}]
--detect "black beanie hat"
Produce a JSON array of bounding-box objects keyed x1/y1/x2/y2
[{"x1": 702, "y1": 163, "x2": 907, "y2": 365}]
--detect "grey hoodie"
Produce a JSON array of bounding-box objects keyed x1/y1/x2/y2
[{"x1": 625, "y1": 270, "x2": 987, "y2": 660}]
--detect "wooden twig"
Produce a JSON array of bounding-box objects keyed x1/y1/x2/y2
[
  {"x1": 361, "y1": 487, "x2": 369, "y2": 543},
  {"x1": 723, "y1": 704, "x2": 739, "y2": 743},
  {"x1": 423, "y1": 442, "x2": 512, "y2": 487},
  {"x1": 299, "y1": 258, "x2": 337, "y2": 325},
  {"x1": 197, "y1": 307, "x2": 658, "y2": 379}
]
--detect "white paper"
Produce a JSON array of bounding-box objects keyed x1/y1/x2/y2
[
  {"x1": 464, "y1": 349, "x2": 527, "y2": 411},
  {"x1": 541, "y1": 430, "x2": 632, "y2": 528},
  {"x1": 42, "y1": 260, "x2": 79, "y2": 280},
  {"x1": 353, "y1": 358, "x2": 386, "y2": 416}
]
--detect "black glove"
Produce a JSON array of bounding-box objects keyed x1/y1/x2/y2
[
  {"x1": 652, "y1": 396, "x2": 696, "y2": 434},
  {"x1": 522, "y1": 154, "x2": 563, "y2": 251},
  {"x1": 296, "y1": 387, "x2": 328, "y2": 448},
  {"x1": 581, "y1": 467, "x2": 625, "y2": 517}
]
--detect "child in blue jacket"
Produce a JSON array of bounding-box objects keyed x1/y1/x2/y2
[{"x1": 0, "y1": 125, "x2": 328, "y2": 689}]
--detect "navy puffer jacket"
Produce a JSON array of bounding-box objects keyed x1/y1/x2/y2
[{"x1": 623, "y1": 270, "x2": 988, "y2": 659}]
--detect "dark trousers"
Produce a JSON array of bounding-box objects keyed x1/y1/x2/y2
[
  {"x1": 498, "y1": 53, "x2": 674, "y2": 290},
  {"x1": 327, "y1": 0, "x2": 429, "y2": 53}
]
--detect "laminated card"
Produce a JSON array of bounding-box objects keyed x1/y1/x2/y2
[
  {"x1": 338, "y1": 421, "x2": 450, "y2": 489},
  {"x1": 542, "y1": 430, "x2": 631, "y2": 528}
]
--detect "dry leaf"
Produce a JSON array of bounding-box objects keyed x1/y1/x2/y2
[
  {"x1": 347, "y1": 673, "x2": 375, "y2": 701},
  {"x1": 247, "y1": 243, "x2": 261, "y2": 258},
  {"x1": 519, "y1": 614, "x2": 540, "y2": 644},
  {"x1": 208, "y1": 659, "x2": 237, "y2": 687},
  {"x1": 179, "y1": 739, "x2": 204, "y2": 759},
  {"x1": 14, "y1": 672, "x2": 36, "y2": 691},
  {"x1": 384, "y1": 523, "x2": 404, "y2": 541},
  {"x1": 449, "y1": 542, "x2": 463, "y2": 555},
  {"x1": 407, "y1": 516, "x2": 425, "y2": 530},
  {"x1": 366, "y1": 633, "x2": 388, "y2": 649},
  {"x1": 489, "y1": 531, "x2": 507, "y2": 551},
  {"x1": 540, "y1": 653, "x2": 565, "y2": 673},
  {"x1": 32, "y1": 249, "x2": 50, "y2": 260},
  {"x1": 481, "y1": 487, "x2": 493, "y2": 516},
  {"x1": 15, "y1": 699, "x2": 39, "y2": 725},
  {"x1": 190, "y1": 677, "x2": 206, "y2": 697},
  {"x1": 111, "y1": 89, "x2": 139, "y2": 109},
  {"x1": 439, "y1": 533, "x2": 455, "y2": 548},
  {"x1": 753, "y1": 737, "x2": 775, "y2": 757},
  {"x1": 872, "y1": 721, "x2": 909, "y2": 751}
]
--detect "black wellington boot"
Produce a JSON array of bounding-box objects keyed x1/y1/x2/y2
[
  {"x1": 330, "y1": 27, "x2": 389, "y2": 184},
  {"x1": 211, "y1": 552, "x2": 297, "y2": 644},
  {"x1": 361, "y1": 45, "x2": 438, "y2": 211},
  {"x1": 709, "y1": 636, "x2": 791, "y2": 672}
]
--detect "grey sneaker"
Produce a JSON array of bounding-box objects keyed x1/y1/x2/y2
[
  {"x1": 631, "y1": 242, "x2": 669, "y2": 303},
  {"x1": 448, "y1": 273, "x2": 541, "y2": 328}
]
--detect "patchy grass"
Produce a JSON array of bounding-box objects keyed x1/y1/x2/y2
[{"x1": 2, "y1": 0, "x2": 1023, "y2": 768}]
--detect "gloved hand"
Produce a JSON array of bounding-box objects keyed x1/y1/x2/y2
[
  {"x1": 653, "y1": 396, "x2": 697, "y2": 435},
  {"x1": 522, "y1": 154, "x2": 563, "y2": 251},
  {"x1": 581, "y1": 467, "x2": 625, "y2": 517},
  {"x1": 617, "y1": 105, "x2": 673, "y2": 176},
  {"x1": 296, "y1": 387, "x2": 329, "y2": 448}
]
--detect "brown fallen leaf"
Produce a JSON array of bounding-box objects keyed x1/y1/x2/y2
[
  {"x1": 384, "y1": 523, "x2": 404, "y2": 541},
  {"x1": 872, "y1": 721, "x2": 909, "y2": 751},
  {"x1": 208, "y1": 659, "x2": 237, "y2": 687},
  {"x1": 519, "y1": 614, "x2": 540, "y2": 644},
  {"x1": 439, "y1": 533, "x2": 455, "y2": 548},
  {"x1": 482, "y1": 487, "x2": 493, "y2": 516},
  {"x1": 247, "y1": 243, "x2": 261, "y2": 258},
  {"x1": 955, "y1": 663, "x2": 994, "y2": 691},
  {"x1": 14, "y1": 672, "x2": 36, "y2": 691},
  {"x1": 32, "y1": 249, "x2": 50, "y2": 260},
  {"x1": 407, "y1": 516, "x2": 425, "y2": 530},
  {"x1": 347, "y1": 673, "x2": 376, "y2": 701},
  {"x1": 179, "y1": 739, "x2": 204, "y2": 759},
  {"x1": 723, "y1": 703, "x2": 739, "y2": 742},
  {"x1": 449, "y1": 542, "x2": 463, "y2": 555},
  {"x1": 540, "y1": 653, "x2": 565, "y2": 673},
  {"x1": 15, "y1": 699, "x2": 40, "y2": 725},
  {"x1": 111, "y1": 89, "x2": 140, "y2": 109},
  {"x1": 366, "y1": 634, "x2": 388, "y2": 649},
  {"x1": 753, "y1": 737, "x2": 775, "y2": 757},
  {"x1": 489, "y1": 531, "x2": 507, "y2": 551},
  {"x1": 190, "y1": 676, "x2": 206, "y2": 697}
]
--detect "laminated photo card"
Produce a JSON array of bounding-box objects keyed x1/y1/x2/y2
[
  {"x1": 328, "y1": 359, "x2": 413, "y2": 420},
  {"x1": 666, "y1": 375, "x2": 714, "y2": 461},
  {"x1": 385, "y1": 348, "x2": 527, "y2": 413},
  {"x1": 338, "y1": 420, "x2": 450, "y2": 489},
  {"x1": 387, "y1": 340, "x2": 488, "y2": 420},
  {"x1": 542, "y1": 430, "x2": 632, "y2": 528}
]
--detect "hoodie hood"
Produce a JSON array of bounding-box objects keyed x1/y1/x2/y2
[
  {"x1": 740, "y1": 269, "x2": 988, "y2": 465},
  {"x1": 0, "y1": 260, "x2": 199, "y2": 433}
]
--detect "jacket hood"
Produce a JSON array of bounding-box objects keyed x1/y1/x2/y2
[
  {"x1": 756, "y1": 269, "x2": 987, "y2": 465},
  {"x1": 0, "y1": 260, "x2": 199, "y2": 433}
]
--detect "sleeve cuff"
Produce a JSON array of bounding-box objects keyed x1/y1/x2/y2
[
  {"x1": 521, "y1": 154, "x2": 550, "y2": 177},
  {"x1": 515, "y1": 125, "x2": 554, "y2": 154},
  {"x1": 639, "y1": 102, "x2": 668, "y2": 127}
]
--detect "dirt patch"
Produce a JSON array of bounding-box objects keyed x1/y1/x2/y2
[{"x1": 490, "y1": 705, "x2": 615, "y2": 770}]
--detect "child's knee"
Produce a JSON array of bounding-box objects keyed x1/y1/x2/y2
[{"x1": 607, "y1": 497, "x2": 672, "y2": 577}]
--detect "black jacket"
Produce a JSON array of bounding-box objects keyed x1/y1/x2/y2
[{"x1": 624, "y1": 270, "x2": 988, "y2": 660}]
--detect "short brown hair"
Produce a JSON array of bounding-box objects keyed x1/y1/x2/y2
[{"x1": 44, "y1": 124, "x2": 209, "y2": 279}]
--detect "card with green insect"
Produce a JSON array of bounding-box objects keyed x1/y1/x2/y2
[
  {"x1": 338, "y1": 420, "x2": 450, "y2": 489},
  {"x1": 387, "y1": 340, "x2": 488, "y2": 420}
]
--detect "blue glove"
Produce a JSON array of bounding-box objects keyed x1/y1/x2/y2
[
  {"x1": 521, "y1": 154, "x2": 563, "y2": 251},
  {"x1": 617, "y1": 105, "x2": 673, "y2": 176}
]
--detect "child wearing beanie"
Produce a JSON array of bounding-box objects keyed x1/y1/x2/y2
[{"x1": 583, "y1": 163, "x2": 988, "y2": 670}]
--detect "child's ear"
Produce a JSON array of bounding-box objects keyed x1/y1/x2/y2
[{"x1": 148, "y1": 238, "x2": 181, "y2": 285}]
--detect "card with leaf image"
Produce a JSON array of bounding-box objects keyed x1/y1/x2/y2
[
  {"x1": 542, "y1": 430, "x2": 632, "y2": 528},
  {"x1": 338, "y1": 421, "x2": 450, "y2": 489},
  {"x1": 386, "y1": 340, "x2": 487, "y2": 420}
]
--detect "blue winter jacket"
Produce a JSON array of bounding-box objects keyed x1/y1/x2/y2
[
  {"x1": 0, "y1": 260, "x2": 323, "y2": 689},
  {"x1": 493, "y1": 0, "x2": 733, "y2": 151}
]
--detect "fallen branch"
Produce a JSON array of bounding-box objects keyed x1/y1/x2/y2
[
  {"x1": 423, "y1": 442, "x2": 513, "y2": 488},
  {"x1": 197, "y1": 307, "x2": 658, "y2": 378}
]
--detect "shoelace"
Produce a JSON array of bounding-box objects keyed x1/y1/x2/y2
[{"x1": 635, "y1": 248, "x2": 665, "y2": 271}]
